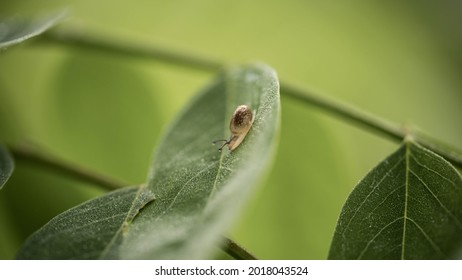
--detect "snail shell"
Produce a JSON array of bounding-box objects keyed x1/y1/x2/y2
[
  {"x1": 227, "y1": 105, "x2": 254, "y2": 150},
  {"x1": 213, "y1": 105, "x2": 254, "y2": 151}
]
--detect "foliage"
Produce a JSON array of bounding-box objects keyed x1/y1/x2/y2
[
  {"x1": 329, "y1": 140, "x2": 462, "y2": 259},
  {"x1": 1, "y1": 3, "x2": 461, "y2": 259},
  {"x1": 17, "y1": 64, "x2": 280, "y2": 259}
]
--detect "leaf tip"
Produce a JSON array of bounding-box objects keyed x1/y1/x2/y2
[{"x1": 0, "y1": 145, "x2": 15, "y2": 190}]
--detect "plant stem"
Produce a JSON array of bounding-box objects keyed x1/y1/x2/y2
[
  {"x1": 38, "y1": 28, "x2": 462, "y2": 169},
  {"x1": 40, "y1": 28, "x2": 223, "y2": 72},
  {"x1": 222, "y1": 236, "x2": 258, "y2": 260},
  {"x1": 9, "y1": 145, "x2": 126, "y2": 191},
  {"x1": 280, "y1": 83, "x2": 462, "y2": 169},
  {"x1": 280, "y1": 82, "x2": 405, "y2": 141}
]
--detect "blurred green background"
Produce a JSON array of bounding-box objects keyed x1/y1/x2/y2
[{"x1": 1, "y1": 0, "x2": 461, "y2": 259}]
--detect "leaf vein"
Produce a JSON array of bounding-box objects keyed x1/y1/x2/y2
[
  {"x1": 409, "y1": 169, "x2": 462, "y2": 229},
  {"x1": 369, "y1": 183, "x2": 405, "y2": 215},
  {"x1": 410, "y1": 153, "x2": 457, "y2": 187},
  {"x1": 341, "y1": 156, "x2": 405, "y2": 239},
  {"x1": 406, "y1": 217, "x2": 447, "y2": 258},
  {"x1": 357, "y1": 217, "x2": 403, "y2": 259},
  {"x1": 402, "y1": 142, "x2": 411, "y2": 259},
  {"x1": 99, "y1": 187, "x2": 153, "y2": 258},
  {"x1": 155, "y1": 162, "x2": 218, "y2": 221},
  {"x1": 42, "y1": 212, "x2": 127, "y2": 242},
  {"x1": 59, "y1": 192, "x2": 135, "y2": 221}
]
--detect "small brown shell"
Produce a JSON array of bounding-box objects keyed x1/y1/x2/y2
[
  {"x1": 213, "y1": 105, "x2": 254, "y2": 151},
  {"x1": 227, "y1": 105, "x2": 254, "y2": 151}
]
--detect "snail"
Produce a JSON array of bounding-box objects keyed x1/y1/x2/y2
[{"x1": 213, "y1": 105, "x2": 254, "y2": 151}]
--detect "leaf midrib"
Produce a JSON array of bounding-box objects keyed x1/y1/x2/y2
[
  {"x1": 401, "y1": 141, "x2": 411, "y2": 259},
  {"x1": 98, "y1": 186, "x2": 150, "y2": 259},
  {"x1": 209, "y1": 70, "x2": 239, "y2": 200},
  {"x1": 401, "y1": 142, "x2": 455, "y2": 259}
]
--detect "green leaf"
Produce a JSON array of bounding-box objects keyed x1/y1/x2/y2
[
  {"x1": 16, "y1": 186, "x2": 155, "y2": 259},
  {"x1": 0, "y1": 11, "x2": 66, "y2": 51},
  {"x1": 16, "y1": 64, "x2": 280, "y2": 259},
  {"x1": 119, "y1": 63, "x2": 280, "y2": 259},
  {"x1": 328, "y1": 139, "x2": 462, "y2": 259},
  {"x1": 0, "y1": 145, "x2": 14, "y2": 190}
]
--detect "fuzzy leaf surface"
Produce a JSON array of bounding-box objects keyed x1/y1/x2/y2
[
  {"x1": 16, "y1": 64, "x2": 280, "y2": 259},
  {"x1": 119, "y1": 63, "x2": 280, "y2": 259},
  {"x1": 17, "y1": 186, "x2": 155, "y2": 259}
]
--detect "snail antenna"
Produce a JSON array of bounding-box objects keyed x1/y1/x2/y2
[{"x1": 212, "y1": 139, "x2": 230, "y2": 152}]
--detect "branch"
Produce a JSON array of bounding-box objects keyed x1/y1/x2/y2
[
  {"x1": 280, "y1": 82, "x2": 405, "y2": 141},
  {"x1": 9, "y1": 145, "x2": 126, "y2": 191},
  {"x1": 37, "y1": 28, "x2": 462, "y2": 169},
  {"x1": 39, "y1": 28, "x2": 222, "y2": 72},
  {"x1": 280, "y1": 83, "x2": 462, "y2": 168},
  {"x1": 221, "y1": 236, "x2": 258, "y2": 260}
]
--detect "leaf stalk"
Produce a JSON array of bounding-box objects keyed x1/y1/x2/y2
[{"x1": 9, "y1": 145, "x2": 126, "y2": 191}]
